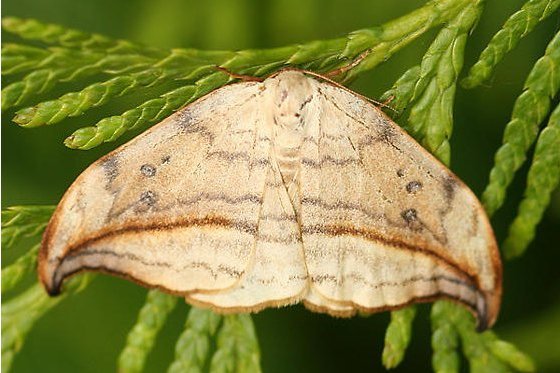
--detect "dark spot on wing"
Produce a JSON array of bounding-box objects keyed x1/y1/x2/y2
[
  {"x1": 140, "y1": 164, "x2": 156, "y2": 177},
  {"x1": 140, "y1": 191, "x2": 157, "y2": 206},
  {"x1": 174, "y1": 111, "x2": 214, "y2": 142},
  {"x1": 406, "y1": 181, "x2": 423, "y2": 194},
  {"x1": 469, "y1": 207, "x2": 480, "y2": 236},
  {"x1": 101, "y1": 156, "x2": 119, "y2": 184},
  {"x1": 176, "y1": 110, "x2": 192, "y2": 126},
  {"x1": 401, "y1": 208, "x2": 418, "y2": 223},
  {"x1": 442, "y1": 176, "x2": 457, "y2": 203},
  {"x1": 397, "y1": 169, "x2": 405, "y2": 177},
  {"x1": 161, "y1": 155, "x2": 171, "y2": 164},
  {"x1": 279, "y1": 89, "x2": 288, "y2": 104},
  {"x1": 377, "y1": 119, "x2": 396, "y2": 141}
]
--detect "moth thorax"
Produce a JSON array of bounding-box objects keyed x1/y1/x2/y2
[{"x1": 268, "y1": 71, "x2": 314, "y2": 150}]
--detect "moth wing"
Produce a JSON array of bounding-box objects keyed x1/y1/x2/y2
[
  {"x1": 187, "y1": 160, "x2": 308, "y2": 311},
  {"x1": 299, "y1": 81, "x2": 501, "y2": 328},
  {"x1": 39, "y1": 81, "x2": 274, "y2": 296}
]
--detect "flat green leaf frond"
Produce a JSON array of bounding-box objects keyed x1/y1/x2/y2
[
  {"x1": 462, "y1": 0, "x2": 560, "y2": 89},
  {"x1": 431, "y1": 301, "x2": 460, "y2": 373},
  {"x1": 210, "y1": 314, "x2": 261, "y2": 373},
  {"x1": 287, "y1": 39, "x2": 346, "y2": 66},
  {"x1": 118, "y1": 291, "x2": 178, "y2": 373},
  {"x1": 86, "y1": 0, "x2": 476, "y2": 148},
  {"x1": 2, "y1": 66, "x2": 85, "y2": 111},
  {"x1": 382, "y1": 306, "x2": 417, "y2": 369},
  {"x1": 1, "y1": 205, "x2": 55, "y2": 249},
  {"x1": 220, "y1": 46, "x2": 297, "y2": 72},
  {"x1": 14, "y1": 67, "x2": 177, "y2": 128},
  {"x1": 1, "y1": 44, "x2": 50, "y2": 75},
  {"x1": 64, "y1": 71, "x2": 230, "y2": 149},
  {"x1": 2, "y1": 51, "x2": 157, "y2": 112},
  {"x1": 488, "y1": 340, "x2": 537, "y2": 372},
  {"x1": 431, "y1": 301, "x2": 536, "y2": 372},
  {"x1": 343, "y1": 0, "x2": 474, "y2": 81},
  {"x1": 1, "y1": 17, "x2": 162, "y2": 56},
  {"x1": 345, "y1": 0, "x2": 470, "y2": 59},
  {"x1": 381, "y1": 66, "x2": 421, "y2": 114},
  {"x1": 4, "y1": 1, "x2": 489, "y2": 149},
  {"x1": 168, "y1": 307, "x2": 222, "y2": 373},
  {"x1": 482, "y1": 31, "x2": 560, "y2": 216},
  {"x1": 1, "y1": 244, "x2": 39, "y2": 294},
  {"x1": 12, "y1": 49, "x2": 233, "y2": 128},
  {"x1": 406, "y1": 1, "x2": 483, "y2": 164},
  {"x1": 215, "y1": 0, "x2": 471, "y2": 81},
  {"x1": 503, "y1": 104, "x2": 560, "y2": 258},
  {"x1": 1, "y1": 275, "x2": 93, "y2": 373}
]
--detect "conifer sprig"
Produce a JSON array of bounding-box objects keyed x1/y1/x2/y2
[
  {"x1": 1, "y1": 205, "x2": 54, "y2": 249},
  {"x1": 4, "y1": 0, "x2": 480, "y2": 150},
  {"x1": 382, "y1": 307, "x2": 417, "y2": 369},
  {"x1": 482, "y1": 30, "x2": 560, "y2": 217},
  {"x1": 462, "y1": 0, "x2": 560, "y2": 88},
  {"x1": 118, "y1": 291, "x2": 179, "y2": 373},
  {"x1": 1, "y1": 244, "x2": 39, "y2": 294},
  {"x1": 503, "y1": 103, "x2": 560, "y2": 258},
  {"x1": 1, "y1": 17, "x2": 164, "y2": 55},
  {"x1": 1, "y1": 275, "x2": 93, "y2": 373},
  {"x1": 168, "y1": 307, "x2": 222, "y2": 373},
  {"x1": 405, "y1": 1, "x2": 483, "y2": 164}
]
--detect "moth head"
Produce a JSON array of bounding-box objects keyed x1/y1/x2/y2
[{"x1": 267, "y1": 71, "x2": 314, "y2": 131}]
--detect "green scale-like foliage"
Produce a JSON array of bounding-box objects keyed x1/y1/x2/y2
[
  {"x1": 4, "y1": 0, "x2": 473, "y2": 150},
  {"x1": 481, "y1": 31, "x2": 560, "y2": 217},
  {"x1": 2, "y1": 0, "x2": 559, "y2": 371},
  {"x1": 118, "y1": 291, "x2": 179, "y2": 373},
  {"x1": 502, "y1": 103, "x2": 560, "y2": 258}
]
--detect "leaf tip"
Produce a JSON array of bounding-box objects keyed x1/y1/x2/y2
[{"x1": 64, "y1": 127, "x2": 97, "y2": 150}]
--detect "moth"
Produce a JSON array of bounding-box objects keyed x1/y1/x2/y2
[{"x1": 38, "y1": 70, "x2": 502, "y2": 330}]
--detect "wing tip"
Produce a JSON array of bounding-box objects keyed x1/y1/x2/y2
[
  {"x1": 480, "y1": 287, "x2": 501, "y2": 331},
  {"x1": 45, "y1": 282, "x2": 62, "y2": 296},
  {"x1": 37, "y1": 250, "x2": 63, "y2": 297},
  {"x1": 37, "y1": 211, "x2": 62, "y2": 297},
  {"x1": 37, "y1": 262, "x2": 63, "y2": 297}
]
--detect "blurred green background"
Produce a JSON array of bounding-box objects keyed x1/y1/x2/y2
[{"x1": 2, "y1": 0, "x2": 559, "y2": 372}]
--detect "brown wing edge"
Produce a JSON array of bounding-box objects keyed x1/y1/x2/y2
[
  {"x1": 37, "y1": 129, "x2": 169, "y2": 295},
  {"x1": 40, "y1": 212, "x2": 498, "y2": 331},
  {"x1": 304, "y1": 291, "x2": 492, "y2": 331},
  {"x1": 38, "y1": 197, "x2": 64, "y2": 295},
  {"x1": 39, "y1": 214, "x2": 257, "y2": 295}
]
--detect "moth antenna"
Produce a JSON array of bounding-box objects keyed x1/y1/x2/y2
[
  {"x1": 310, "y1": 49, "x2": 400, "y2": 114},
  {"x1": 324, "y1": 49, "x2": 372, "y2": 78},
  {"x1": 284, "y1": 67, "x2": 400, "y2": 114},
  {"x1": 377, "y1": 94, "x2": 401, "y2": 115},
  {"x1": 216, "y1": 62, "x2": 399, "y2": 114},
  {"x1": 215, "y1": 66, "x2": 264, "y2": 82}
]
